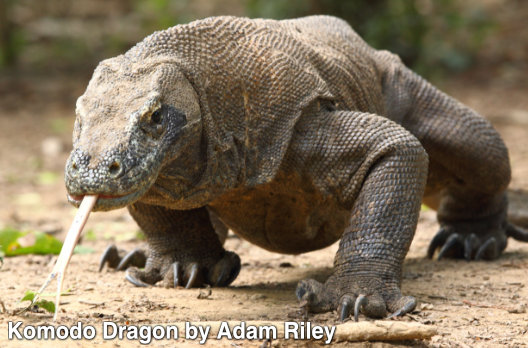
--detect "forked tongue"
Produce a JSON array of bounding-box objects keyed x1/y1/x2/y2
[{"x1": 32, "y1": 195, "x2": 98, "y2": 321}]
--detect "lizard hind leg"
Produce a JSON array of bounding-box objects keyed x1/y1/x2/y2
[{"x1": 388, "y1": 62, "x2": 519, "y2": 261}]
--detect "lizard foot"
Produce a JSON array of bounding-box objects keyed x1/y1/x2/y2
[
  {"x1": 426, "y1": 221, "x2": 528, "y2": 260},
  {"x1": 99, "y1": 244, "x2": 241, "y2": 288},
  {"x1": 296, "y1": 275, "x2": 416, "y2": 321}
]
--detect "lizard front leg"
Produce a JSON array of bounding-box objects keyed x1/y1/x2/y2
[
  {"x1": 101, "y1": 202, "x2": 240, "y2": 288},
  {"x1": 290, "y1": 109, "x2": 428, "y2": 320}
]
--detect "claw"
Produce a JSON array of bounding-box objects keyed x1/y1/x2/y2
[
  {"x1": 173, "y1": 262, "x2": 181, "y2": 288},
  {"x1": 338, "y1": 296, "x2": 354, "y2": 322},
  {"x1": 209, "y1": 251, "x2": 241, "y2": 286},
  {"x1": 464, "y1": 233, "x2": 479, "y2": 261},
  {"x1": 388, "y1": 296, "x2": 417, "y2": 318},
  {"x1": 475, "y1": 237, "x2": 497, "y2": 260},
  {"x1": 437, "y1": 233, "x2": 462, "y2": 260},
  {"x1": 116, "y1": 248, "x2": 147, "y2": 271},
  {"x1": 354, "y1": 294, "x2": 368, "y2": 322},
  {"x1": 125, "y1": 268, "x2": 149, "y2": 287},
  {"x1": 185, "y1": 263, "x2": 200, "y2": 289},
  {"x1": 427, "y1": 227, "x2": 450, "y2": 259},
  {"x1": 506, "y1": 223, "x2": 528, "y2": 242},
  {"x1": 99, "y1": 245, "x2": 121, "y2": 272}
]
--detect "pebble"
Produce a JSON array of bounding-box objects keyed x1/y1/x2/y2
[{"x1": 508, "y1": 303, "x2": 526, "y2": 314}]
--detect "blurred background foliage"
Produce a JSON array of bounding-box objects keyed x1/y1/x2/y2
[
  {"x1": 0, "y1": 0, "x2": 526, "y2": 82},
  {"x1": 247, "y1": 0, "x2": 494, "y2": 77}
]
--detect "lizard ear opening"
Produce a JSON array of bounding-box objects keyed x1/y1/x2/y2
[{"x1": 166, "y1": 105, "x2": 187, "y2": 130}]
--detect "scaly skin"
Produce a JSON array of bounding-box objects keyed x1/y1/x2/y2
[{"x1": 65, "y1": 16, "x2": 528, "y2": 320}]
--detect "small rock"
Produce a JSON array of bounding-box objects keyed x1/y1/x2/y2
[
  {"x1": 279, "y1": 262, "x2": 293, "y2": 268},
  {"x1": 508, "y1": 303, "x2": 526, "y2": 314},
  {"x1": 197, "y1": 287, "x2": 212, "y2": 299},
  {"x1": 250, "y1": 294, "x2": 267, "y2": 300},
  {"x1": 420, "y1": 303, "x2": 434, "y2": 310}
]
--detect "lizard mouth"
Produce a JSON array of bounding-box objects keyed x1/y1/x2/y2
[{"x1": 67, "y1": 188, "x2": 146, "y2": 211}]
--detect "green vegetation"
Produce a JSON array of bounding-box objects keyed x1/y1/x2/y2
[
  {"x1": 20, "y1": 290, "x2": 56, "y2": 314},
  {"x1": 0, "y1": 227, "x2": 93, "y2": 256},
  {"x1": 0, "y1": 227, "x2": 63, "y2": 256},
  {"x1": 0, "y1": 0, "x2": 495, "y2": 79},
  {"x1": 247, "y1": 0, "x2": 494, "y2": 77}
]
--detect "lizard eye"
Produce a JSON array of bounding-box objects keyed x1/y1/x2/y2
[
  {"x1": 151, "y1": 109, "x2": 163, "y2": 124},
  {"x1": 140, "y1": 106, "x2": 165, "y2": 139}
]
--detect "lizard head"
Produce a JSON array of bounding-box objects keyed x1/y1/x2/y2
[{"x1": 65, "y1": 56, "x2": 203, "y2": 211}]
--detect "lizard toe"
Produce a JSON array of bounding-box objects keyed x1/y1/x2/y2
[
  {"x1": 475, "y1": 236, "x2": 498, "y2": 260},
  {"x1": 353, "y1": 294, "x2": 367, "y2": 322},
  {"x1": 429, "y1": 220, "x2": 508, "y2": 261},
  {"x1": 337, "y1": 295, "x2": 354, "y2": 321},
  {"x1": 159, "y1": 251, "x2": 241, "y2": 288},
  {"x1": 99, "y1": 244, "x2": 147, "y2": 272},
  {"x1": 125, "y1": 267, "x2": 161, "y2": 287},
  {"x1": 437, "y1": 233, "x2": 463, "y2": 260},
  {"x1": 99, "y1": 244, "x2": 123, "y2": 271},
  {"x1": 161, "y1": 262, "x2": 205, "y2": 288},
  {"x1": 116, "y1": 247, "x2": 148, "y2": 271},
  {"x1": 346, "y1": 292, "x2": 387, "y2": 321},
  {"x1": 207, "y1": 251, "x2": 241, "y2": 287},
  {"x1": 185, "y1": 263, "x2": 201, "y2": 288},
  {"x1": 387, "y1": 295, "x2": 417, "y2": 318},
  {"x1": 427, "y1": 227, "x2": 450, "y2": 259},
  {"x1": 506, "y1": 222, "x2": 528, "y2": 241},
  {"x1": 464, "y1": 233, "x2": 479, "y2": 261},
  {"x1": 296, "y1": 278, "x2": 336, "y2": 314}
]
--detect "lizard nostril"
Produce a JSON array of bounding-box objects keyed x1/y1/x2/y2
[
  {"x1": 108, "y1": 160, "x2": 122, "y2": 176},
  {"x1": 71, "y1": 161, "x2": 78, "y2": 171}
]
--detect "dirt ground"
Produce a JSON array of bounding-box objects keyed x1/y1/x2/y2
[{"x1": 0, "y1": 71, "x2": 527, "y2": 347}]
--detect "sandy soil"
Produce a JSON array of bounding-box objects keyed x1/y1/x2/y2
[{"x1": 0, "y1": 74, "x2": 527, "y2": 347}]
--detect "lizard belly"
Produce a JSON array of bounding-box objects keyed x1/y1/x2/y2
[{"x1": 209, "y1": 173, "x2": 349, "y2": 254}]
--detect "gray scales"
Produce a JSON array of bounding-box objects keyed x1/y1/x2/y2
[{"x1": 65, "y1": 16, "x2": 528, "y2": 321}]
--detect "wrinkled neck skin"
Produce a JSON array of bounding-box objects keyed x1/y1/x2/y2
[{"x1": 139, "y1": 119, "x2": 241, "y2": 210}]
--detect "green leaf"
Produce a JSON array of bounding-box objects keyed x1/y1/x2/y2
[
  {"x1": 0, "y1": 228, "x2": 62, "y2": 256},
  {"x1": 1, "y1": 227, "x2": 93, "y2": 256},
  {"x1": 36, "y1": 299, "x2": 56, "y2": 313},
  {"x1": 0, "y1": 227, "x2": 25, "y2": 253},
  {"x1": 20, "y1": 291, "x2": 56, "y2": 313},
  {"x1": 20, "y1": 290, "x2": 35, "y2": 302}
]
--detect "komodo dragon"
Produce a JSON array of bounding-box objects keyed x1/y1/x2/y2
[{"x1": 65, "y1": 15, "x2": 528, "y2": 320}]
